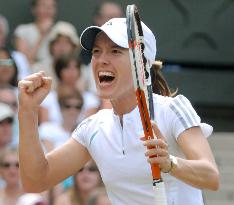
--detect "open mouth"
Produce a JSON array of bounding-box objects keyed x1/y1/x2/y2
[{"x1": 98, "y1": 71, "x2": 115, "y2": 84}]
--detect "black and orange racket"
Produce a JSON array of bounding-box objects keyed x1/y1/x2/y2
[{"x1": 126, "y1": 4, "x2": 167, "y2": 205}]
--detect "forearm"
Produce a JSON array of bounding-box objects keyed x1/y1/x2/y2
[
  {"x1": 18, "y1": 107, "x2": 49, "y2": 191},
  {"x1": 170, "y1": 157, "x2": 219, "y2": 190}
]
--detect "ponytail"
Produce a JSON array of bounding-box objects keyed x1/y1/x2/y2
[{"x1": 151, "y1": 61, "x2": 176, "y2": 97}]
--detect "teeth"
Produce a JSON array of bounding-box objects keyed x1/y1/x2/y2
[
  {"x1": 98, "y1": 71, "x2": 114, "y2": 77},
  {"x1": 98, "y1": 71, "x2": 115, "y2": 83}
]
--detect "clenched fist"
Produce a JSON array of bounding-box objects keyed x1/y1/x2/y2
[{"x1": 18, "y1": 71, "x2": 52, "y2": 109}]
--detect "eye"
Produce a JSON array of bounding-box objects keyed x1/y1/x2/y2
[
  {"x1": 92, "y1": 48, "x2": 100, "y2": 55},
  {"x1": 112, "y1": 49, "x2": 121, "y2": 54}
]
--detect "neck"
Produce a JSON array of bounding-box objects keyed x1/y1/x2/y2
[
  {"x1": 62, "y1": 120, "x2": 76, "y2": 132},
  {"x1": 4, "y1": 184, "x2": 22, "y2": 195},
  {"x1": 111, "y1": 92, "x2": 137, "y2": 116},
  {"x1": 80, "y1": 191, "x2": 89, "y2": 205}
]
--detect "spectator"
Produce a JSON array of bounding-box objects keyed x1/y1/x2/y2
[
  {"x1": 39, "y1": 85, "x2": 84, "y2": 150},
  {"x1": 0, "y1": 48, "x2": 18, "y2": 88},
  {"x1": 0, "y1": 85, "x2": 19, "y2": 145},
  {"x1": 0, "y1": 145, "x2": 24, "y2": 205},
  {"x1": 14, "y1": 0, "x2": 57, "y2": 65},
  {"x1": 0, "y1": 14, "x2": 31, "y2": 80},
  {"x1": 92, "y1": 0, "x2": 124, "y2": 27},
  {"x1": 33, "y1": 21, "x2": 80, "y2": 90},
  {"x1": 54, "y1": 160, "x2": 103, "y2": 205},
  {"x1": 0, "y1": 103, "x2": 14, "y2": 149}
]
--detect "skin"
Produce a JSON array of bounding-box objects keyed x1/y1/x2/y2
[
  {"x1": 18, "y1": 32, "x2": 219, "y2": 194},
  {"x1": 0, "y1": 88, "x2": 18, "y2": 112},
  {"x1": 50, "y1": 35, "x2": 75, "y2": 59},
  {"x1": 94, "y1": 2, "x2": 123, "y2": 26}
]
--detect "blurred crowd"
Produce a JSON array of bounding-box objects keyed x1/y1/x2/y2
[{"x1": 0, "y1": 0, "x2": 124, "y2": 204}]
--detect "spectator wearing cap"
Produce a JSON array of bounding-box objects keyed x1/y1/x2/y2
[
  {"x1": 0, "y1": 146, "x2": 24, "y2": 205},
  {"x1": 0, "y1": 102, "x2": 14, "y2": 149},
  {"x1": 32, "y1": 21, "x2": 80, "y2": 90}
]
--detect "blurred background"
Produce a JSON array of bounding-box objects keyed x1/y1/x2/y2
[{"x1": 0, "y1": 0, "x2": 233, "y2": 205}]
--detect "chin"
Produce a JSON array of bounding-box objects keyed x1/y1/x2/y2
[{"x1": 96, "y1": 89, "x2": 113, "y2": 100}]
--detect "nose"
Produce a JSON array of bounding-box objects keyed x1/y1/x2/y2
[{"x1": 95, "y1": 51, "x2": 110, "y2": 66}]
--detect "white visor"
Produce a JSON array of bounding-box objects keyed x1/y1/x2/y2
[{"x1": 80, "y1": 18, "x2": 156, "y2": 66}]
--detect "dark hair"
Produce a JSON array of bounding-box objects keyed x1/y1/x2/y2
[
  {"x1": 0, "y1": 48, "x2": 18, "y2": 87},
  {"x1": 54, "y1": 52, "x2": 81, "y2": 80},
  {"x1": 151, "y1": 61, "x2": 176, "y2": 97},
  {"x1": 31, "y1": 0, "x2": 57, "y2": 7},
  {"x1": 92, "y1": 0, "x2": 123, "y2": 20}
]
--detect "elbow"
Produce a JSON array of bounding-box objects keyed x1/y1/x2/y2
[{"x1": 208, "y1": 168, "x2": 220, "y2": 191}]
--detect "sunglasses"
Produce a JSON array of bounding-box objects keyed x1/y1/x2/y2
[
  {"x1": 0, "y1": 59, "x2": 14, "y2": 67},
  {"x1": 62, "y1": 104, "x2": 82, "y2": 110},
  {"x1": 0, "y1": 162, "x2": 19, "y2": 168},
  {"x1": 78, "y1": 166, "x2": 98, "y2": 173}
]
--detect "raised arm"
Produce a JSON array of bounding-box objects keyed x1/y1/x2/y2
[{"x1": 18, "y1": 72, "x2": 90, "y2": 192}]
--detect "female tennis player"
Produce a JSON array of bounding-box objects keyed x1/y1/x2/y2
[{"x1": 18, "y1": 18, "x2": 219, "y2": 205}]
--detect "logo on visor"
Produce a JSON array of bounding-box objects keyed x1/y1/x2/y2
[{"x1": 106, "y1": 21, "x2": 113, "y2": 26}]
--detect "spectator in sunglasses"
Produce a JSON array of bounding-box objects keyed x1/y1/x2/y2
[
  {"x1": 0, "y1": 48, "x2": 18, "y2": 88},
  {"x1": 0, "y1": 145, "x2": 24, "y2": 205},
  {"x1": 39, "y1": 85, "x2": 84, "y2": 150},
  {"x1": 54, "y1": 160, "x2": 103, "y2": 205}
]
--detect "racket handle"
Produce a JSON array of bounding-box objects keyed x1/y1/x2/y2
[
  {"x1": 153, "y1": 181, "x2": 168, "y2": 205},
  {"x1": 151, "y1": 162, "x2": 162, "y2": 181}
]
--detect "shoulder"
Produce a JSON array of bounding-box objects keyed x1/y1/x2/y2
[
  {"x1": 153, "y1": 93, "x2": 172, "y2": 106},
  {"x1": 75, "y1": 109, "x2": 113, "y2": 132},
  {"x1": 166, "y1": 94, "x2": 197, "y2": 119},
  {"x1": 15, "y1": 23, "x2": 36, "y2": 33},
  {"x1": 153, "y1": 94, "x2": 194, "y2": 111}
]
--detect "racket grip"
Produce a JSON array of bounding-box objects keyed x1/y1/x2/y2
[
  {"x1": 153, "y1": 181, "x2": 168, "y2": 205},
  {"x1": 151, "y1": 162, "x2": 162, "y2": 181}
]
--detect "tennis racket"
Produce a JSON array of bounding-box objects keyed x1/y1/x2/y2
[{"x1": 126, "y1": 4, "x2": 167, "y2": 205}]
